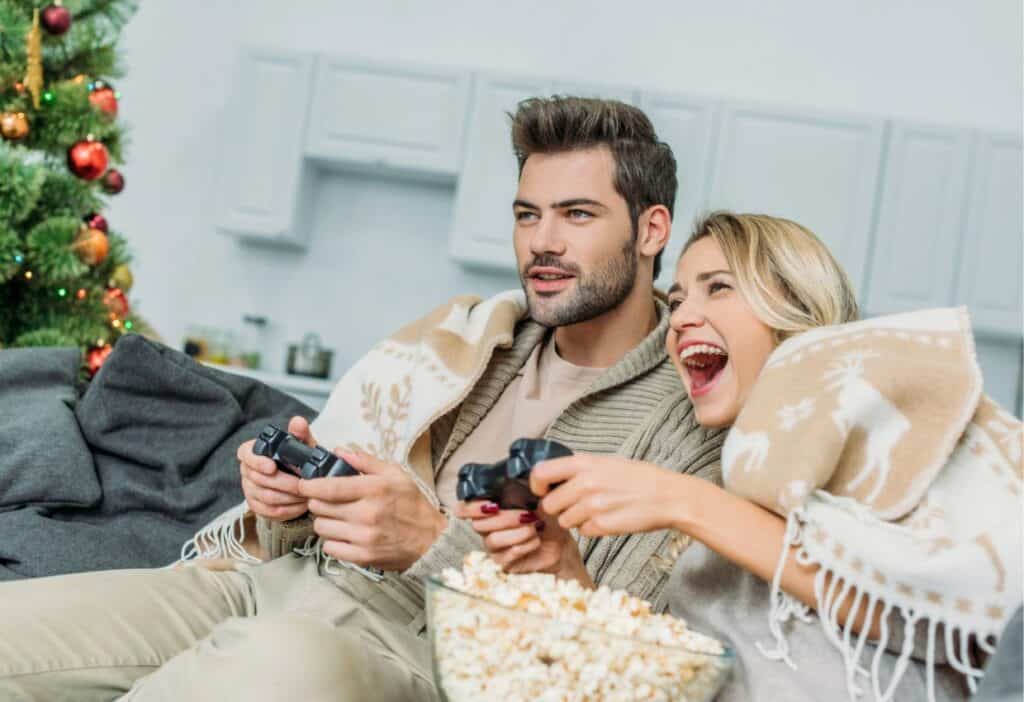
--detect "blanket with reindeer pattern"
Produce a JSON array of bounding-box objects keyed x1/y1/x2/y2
[{"x1": 721, "y1": 307, "x2": 1021, "y2": 700}]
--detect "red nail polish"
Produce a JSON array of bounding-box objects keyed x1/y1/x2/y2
[
  {"x1": 481, "y1": 502, "x2": 500, "y2": 515},
  {"x1": 519, "y1": 512, "x2": 538, "y2": 524},
  {"x1": 535, "y1": 521, "x2": 546, "y2": 532}
]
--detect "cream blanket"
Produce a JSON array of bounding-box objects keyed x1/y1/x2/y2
[
  {"x1": 721, "y1": 307, "x2": 1022, "y2": 701},
  {"x1": 181, "y1": 291, "x2": 530, "y2": 571}
]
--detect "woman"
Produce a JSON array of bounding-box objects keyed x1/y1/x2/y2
[{"x1": 455, "y1": 212, "x2": 1017, "y2": 701}]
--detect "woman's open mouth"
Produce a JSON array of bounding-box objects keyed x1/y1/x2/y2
[{"x1": 679, "y1": 343, "x2": 728, "y2": 398}]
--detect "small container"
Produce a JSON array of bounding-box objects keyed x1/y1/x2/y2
[
  {"x1": 286, "y1": 332, "x2": 333, "y2": 379},
  {"x1": 426, "y1": 576, "x2": 735, "y2": 702}
]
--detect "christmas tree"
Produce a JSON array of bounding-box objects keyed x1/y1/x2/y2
[{"x1": 0, "y1": 0, "x2": 142, "y2": 375}]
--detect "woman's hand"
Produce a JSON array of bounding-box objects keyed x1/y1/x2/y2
[
  {"x1": 455, "y1": 500, "x2": 593, "y2": 587},
  {"x1": 531, "y1": 454, "x2": 691, "y2": 537}
]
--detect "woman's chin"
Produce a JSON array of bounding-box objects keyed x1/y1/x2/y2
[{"x1": 693, "y1": 404, "x2": 736, "y2": 429}]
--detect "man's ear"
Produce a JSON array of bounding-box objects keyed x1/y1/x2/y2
[{"x1": 638, "y1": 204, "x2": 671, "y2": 258}]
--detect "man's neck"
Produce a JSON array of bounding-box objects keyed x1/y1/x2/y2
[{"x1": 552, "y1": 286, "x2": 659, "y2": 368}]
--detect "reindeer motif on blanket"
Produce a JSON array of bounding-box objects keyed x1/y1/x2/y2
[
  {"x1": 824, "y1": 351, "x2": 911, "y2": 504},
  {"x1": 722, "y1": 427, "x2": 771, "y2": 479}
]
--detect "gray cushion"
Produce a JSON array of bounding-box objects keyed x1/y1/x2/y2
[{"x1": 0, "y1": 347, "x2": 100, "y2": 509}]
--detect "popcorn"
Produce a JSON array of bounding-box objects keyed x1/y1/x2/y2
[{"x1": 429, "y1": 552, "x2": 733, "y2": 702}]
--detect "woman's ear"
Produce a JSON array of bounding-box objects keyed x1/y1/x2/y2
[{"x1": 638, "y1": 205, "x2": 671, "y2": 258}]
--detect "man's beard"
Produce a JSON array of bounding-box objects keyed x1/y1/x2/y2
[{"x1": 521, "y1": 239, "x2": 638, "y2": 328}]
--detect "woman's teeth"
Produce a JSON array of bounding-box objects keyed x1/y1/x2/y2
[{"x1": 680, "y1": 344, "x2": 727, "y2": 365}]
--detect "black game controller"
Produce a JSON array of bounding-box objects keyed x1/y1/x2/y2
[
  {"x1": 252, "y1": 424, "x2": 358, "y2": 480},
  {"x1": 456, "y1": 438, "x2": 573, "y2": 510}
]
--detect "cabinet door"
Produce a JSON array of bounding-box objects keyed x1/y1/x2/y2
[
  {"x1": 305, "y1": 58, "x2": 471, "y2": 180},
  {"x1": 955, "y1": 134, "x2": 1023, "y2": 336},
  {"x1": 450, "y1": 73, "x2": 552, "y2": 270},
  {"x1": 707, "y1": 106, "x2": 885, "y2": 296},
  {"x1": 865, "y1": 124, "x2": 971, "y2": 315},
  {"x1": 638, "y1": 92, "x2": 719, "y2": 283},
  {"x1": 215, "y1": 49, "x2": 315, "y2": 247}
]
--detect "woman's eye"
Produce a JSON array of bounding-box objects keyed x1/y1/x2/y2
[
  {"x1": 668, "y1": 298, "x2": 682, "y2": 312},
  {"x1": 709, "y1": 281, "x2": 731, "y2": 295}
]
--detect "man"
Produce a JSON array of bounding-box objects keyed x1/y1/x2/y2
[{"x1": 0, "y1": 96, "x2": 723, "y2": 701}]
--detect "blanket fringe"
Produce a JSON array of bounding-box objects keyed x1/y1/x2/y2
[
  {"x1": 756, "y1": 509, "x2": 812, "y2": 669},
  {"x1": 754, "y1": 503, "x2": 999, "y2": 702},
  {"x1": 295, "y1": 536, "x2": 385, "y2": 583},
  {"x1": 178, "y1": 505, "x2": 385, "y2": 583},
  {"x1": 177, "y1": 501, "x2": 260, "y2": 565}
]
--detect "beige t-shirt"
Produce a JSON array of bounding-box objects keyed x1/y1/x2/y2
[{"x1": 435, "y1": 334, "x2": 606, "y2": 510}]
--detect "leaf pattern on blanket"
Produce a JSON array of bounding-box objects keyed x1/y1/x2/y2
[{"x1": 358, "y1": 375, "x2": 412, "y2": 462}]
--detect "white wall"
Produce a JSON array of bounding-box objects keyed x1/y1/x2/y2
[{"x1": 107, "y1": 0, "x2": 1023, "y2": 386}]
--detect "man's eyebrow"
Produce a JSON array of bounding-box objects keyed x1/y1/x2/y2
[
  {"x1": 552, "y1": 198, "x2": 607, "y2": 211},
  {"x1": 695, "y1": 269, "x2": 733, "y2": 282},
  {"x1": 513, "y1": 199, "x2": 540, "y2": 210}
]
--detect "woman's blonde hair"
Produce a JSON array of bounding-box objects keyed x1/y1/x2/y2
[{"x1": 681, "y1": 212, "x2": 859, "y2": 342}]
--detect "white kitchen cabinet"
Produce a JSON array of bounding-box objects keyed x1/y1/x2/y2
[
  {"x1": 954, "y1": 133, "x2": 1023, "y2": 337},
  {"x1": 865, "y1": 124, "x2": 972, "y2": 315},
  {"x1": 707, "y1": 105, "x2": 885, "y2": 297},
  {"x1": 304, "y1": 58, "x2": 471, "y2": 181},
  {"x1": 449, "y1": 73, "x2": 554, "y2": 271},
  {"x1": 215, "y1": 48, "x2": 316, "y2": 248}
]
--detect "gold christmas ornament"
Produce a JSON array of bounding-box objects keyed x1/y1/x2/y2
[
  {"x1": 0, "y1": 112, "x2": 29, "y2": 141},
  {"x1": 108, "y1": 264, "x2": 134, "y2": 292},
  {"x1": 72, "y1": 226, "x2": 109, "y2": 266},
  {"x1": 24, "y1": 10, "x2": 43, "y2": 109}
]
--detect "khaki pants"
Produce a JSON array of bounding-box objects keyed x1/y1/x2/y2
[{"x1": 0, "y1": 555, "x2": 437, "y2": 702}]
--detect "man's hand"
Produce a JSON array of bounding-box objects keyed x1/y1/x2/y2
[
  {"x1": 239, "y1": 415, "x2": 310, "y2": 522},
  {"x1": 296, "y1": 451, "x2": 447, "y2": 572},
  {"x1": 454, "y1": 500, "x2": 593, "y2": 588}
]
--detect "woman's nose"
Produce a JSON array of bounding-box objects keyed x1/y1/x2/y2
[{"x1": 670, "y1": 300, "x2": 705, "y2": 332}]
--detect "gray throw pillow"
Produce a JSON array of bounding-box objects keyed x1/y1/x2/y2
[{"x1": 0, "y1": 347, "x2": 100, "y2": 509}]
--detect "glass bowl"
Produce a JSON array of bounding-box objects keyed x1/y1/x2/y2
[{"x1": 426, "y1": 575, "x2": 734, "y2": 701}]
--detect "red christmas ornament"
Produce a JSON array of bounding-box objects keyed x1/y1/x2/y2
[
  {"x1": 103, "y1": 287, "x2": 130, "y2": 318},
  {"x1": 89, "y1": 83, "x2": 118, "y2": 117},
  {"x1": 86, "y1": 344, "x2": 113, "y2": 376},
  {"x1": 101, "y1": 169, "x2": 125, "y2": 194},
  {"x1": 83, "y1": 212, "x2": 108, "y2": 233},
  {"x1": 40, "y1": 3, "x2": 72, "y2": 35},
  {"x1": 67, "y1": 139, "x2": 109, "y2": 180},
  {"x1": 72, "y1": 227, "x2": 109, "y2": 265}
]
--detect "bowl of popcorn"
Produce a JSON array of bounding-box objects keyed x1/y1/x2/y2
[{"x1": 428, "y1": 552, "x2": 734, "y2": 702}]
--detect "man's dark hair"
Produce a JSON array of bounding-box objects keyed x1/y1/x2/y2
[{"x1": 509, "y1": 96, "x2": 677, "y2": 279}]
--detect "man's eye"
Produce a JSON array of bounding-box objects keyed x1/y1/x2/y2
[
  {"x1": 515, "y1": 211, "x2": 538, "y2": 222},
  {"x1": 568, "y1": 209, "x2": 593, "y2": 220}
]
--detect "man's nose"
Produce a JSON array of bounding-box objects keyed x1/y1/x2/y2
[{"x1": 528, "y1": 216, "x2": 566, "y2": 256}]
